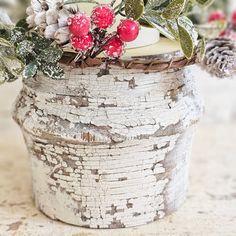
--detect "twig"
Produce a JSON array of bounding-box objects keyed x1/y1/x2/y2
[
  {"x1": 91, "y1": 33, "x2": 117, "y2": 58},
  {"x1": 111, "y1": 0, "x2": 117, "y2": 7}
]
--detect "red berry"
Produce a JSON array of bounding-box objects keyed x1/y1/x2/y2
[
  {"x1": 68, "y1": 14, "x2": 91, "y2": 37},
  {"x1": 208, "y1": 10, "x2": 226, "y2": 22},
  {"x1": 71, "y1": 33, "x2": 94, "y2": 52},
  {"x1": 117, "y1": 19, "x2": 140, "y2": 42},
  {"x1": 220, "y1": 29, "x2": 228, "y2": 37},
  {"x1": 104, "y1": 36, "x2": 124, "y2": 58},
  {"x1": 91, "y1": 5, "x2": 115, "y2": 29},
  {"x1": 220, "y1": 29, "x2": 236, "y2": 41},
  {"x1": 231, "y1": 10, "x2": 236, "y2": 26}
]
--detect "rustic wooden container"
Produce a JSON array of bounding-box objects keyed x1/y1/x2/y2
[{"x1": 13, "y1": 49, "x2": 203, "y2": 229}]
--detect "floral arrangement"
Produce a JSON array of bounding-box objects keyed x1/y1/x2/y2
[{"x1": 0, "y1": 0, "x2": 227, "y2": 84}]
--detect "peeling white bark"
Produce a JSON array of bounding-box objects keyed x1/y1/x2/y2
[{"x1": 13, "y1": 66, "x2": 203, "y2": 228}]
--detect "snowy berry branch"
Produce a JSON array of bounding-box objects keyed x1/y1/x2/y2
[{"x1": 0, "y1": 0, "x2": 216, "y2": 82}]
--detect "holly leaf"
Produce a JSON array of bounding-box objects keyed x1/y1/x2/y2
[
  {"x1": 37, "y1": 47, "x2": 63, "y2": 63},
  {"x1": 16, "y1": 40, "x2": 35, "y2": 57},
  {"x1": 31, "y1": 33, "x2": 52, "y2": 53},
  {"x1": 16, "y1": 18, "x2": 30, "y2": 31},
  {"x1": 41, "y1": 63, "x2": 65, "y2": 80},
  {"x1": 23, "y1": 62, "x2": 38, "y2": 79},
  {"x1": 10, "y1": 27, "x2": 26, "y2": 44},
  {"x1": 125, "y1": 0, "x2": 145, "y2": 20},
  {"x1": 162, "y1": 0, "x2": 187, "y2": 20}
]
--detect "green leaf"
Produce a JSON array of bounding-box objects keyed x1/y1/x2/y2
[
  {"x1": 162, "y1": 0, "x2": 186, "y2": 20},
  {"x1": 125, "y1": 0, "x2": 145, "y2": 20},
  {"x1": 0, "y1": 37, "x2": 13, "y2": 47},
  {"x1": 31, "y1": 33, "x2": 52, "y2": 53},
  {"x1": 178, "y1": 16, "x2": 198, "y2": 44},
  {"x1": 37, "y1": 47, "x2": 63, "y2": 63},
  {"x1": 143, "y1": 15, "x2": 175, "y2": 40},
  {"x1": 16, "y1": 40, "x2": 35, "y2": 57},
  {"x1": 195, "y1": 0, "x2": 215, "y2": 7},
  {"x1": 138, "y1": 18, "x2": 154, "y2": 27},
  {"x1": 10, "y1": 27, "x2": 26, "y2": 44},
  {"x1": 178, "y1": 22, "x2": 194, "y2": 59},
  {"x1": 23, "y1": 62, "x2": 38, "y2": 79},
  {"x1": 2, "y1": 55, "x2": 25, "y2": 77},
  {"x1": 197, "y1": 37, "x2": 206, "y2": 61},
  {"x1": 146, "y1": 0, "x2": 172, "y2": 10},
  {"x1": 41, "y1": 63, "x2": 65, "y2": 80},
  {"x1": 145, "y1": 9, "x2": 165, "y2": 24},
  {"x1": 5, "y1": 72, "x2": 18, "y2": 83},
  {"x1": 16, "y1": 18, "x2": 30, "y2": 31},
  {"x1": 166, "y1": 20, "x2": 179, "y2": 40}
]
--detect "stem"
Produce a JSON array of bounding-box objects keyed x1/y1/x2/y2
[
  {"x1": 111, "y1": 0, "x2": 117, "y2": 7},
  {"x1": 74, "y1": 52, "x2": 83, "y2": 62},
  {"x1": 114, "y1": 1, "x2": 125, "y2": 16},
  {"x1": 91, "y1": 33, "x2": 117, "y2": 58},
  {"x1": 114, "y1": 0, "x2": 124, "y2": 11}
]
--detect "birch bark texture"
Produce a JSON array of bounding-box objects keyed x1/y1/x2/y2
[{"x1": 13, "y1": 63, "x2": 203, "y2": 229}]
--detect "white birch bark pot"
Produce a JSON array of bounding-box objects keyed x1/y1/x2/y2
[{"x1": 13, "y1": 53, "x2": 203, "y2": 228}]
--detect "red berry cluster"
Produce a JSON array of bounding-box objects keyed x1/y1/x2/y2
[
  {"x1": 208, "y1": 10, "x2": 236, "y2": 41},
  {"x1": 67, "y1": 5, "x2": 140, "y2": 59}
]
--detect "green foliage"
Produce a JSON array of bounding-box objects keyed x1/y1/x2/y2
[
  {"x1": 119, "y1": 0, "x2": 215, "y2": 58},
  {"x1": 23, "y1": 62, "x2": 38, "y2": 79},
  {"x1": 0, "y1": 0, "x2": 216, "y2": 85},
  {"x1": 41, "y1": 63, "x2": 65, "y2": 80},
  {"x1": 125, "y1": 0, "x2": 145, "y2": 20},
  {"x1": 161, "y1": 0, "x2": 186, "y2": 20},
  {"x1": 0, "y1": 21, "x2": 64, "y2": 85}
]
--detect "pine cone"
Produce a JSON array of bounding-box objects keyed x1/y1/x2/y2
[
  {"x1": 201, "y1": 37, "x2": 236, "y2": 78},
  {"x1": 26, "y1": 0, "x2": 72, "y2": 44}
]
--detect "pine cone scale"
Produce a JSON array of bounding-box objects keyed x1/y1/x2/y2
[{"x1": 201, "y1": 37, "x2": 236, "y2": 78}]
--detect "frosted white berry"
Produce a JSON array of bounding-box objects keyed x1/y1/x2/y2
[
  {"x1": 46, "y1": 9, "x2": 59, "y2": 25},
  {"x1": 34, "y1": 11, "x2": 46, "y2": 26},
  {"x1": 54, "y1": 27, "x2": 70, "y2": 44},
  {"x1": 44, "y1": 23, "x2": 59, "y2": 39}
]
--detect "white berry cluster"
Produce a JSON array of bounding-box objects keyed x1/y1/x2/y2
[{"x1": 26, "y1": 0, "x2": 72, "y2": 44}]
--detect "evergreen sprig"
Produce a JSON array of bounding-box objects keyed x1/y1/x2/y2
[
  {"x1": 0, "y1": 0, "x2": 216, "y2": 83},
  {"x1": 0, "y1": 19, "x2": 64, "y2": 85},
  {"x1": 118, "y1": 0, "x2": 215, "y2": 59}
]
